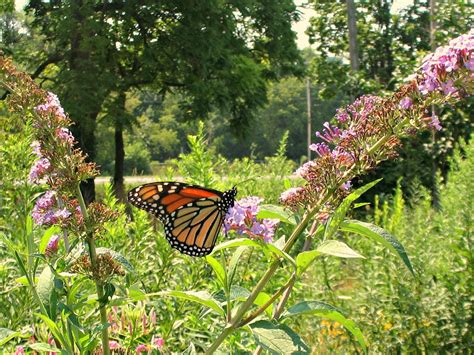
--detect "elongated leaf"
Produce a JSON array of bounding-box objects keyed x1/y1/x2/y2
[
  {"x1": 29, "y1": 343, "x2": 61, "y2": 352},
  {"x1": 316, "y1": 240, "x2": 365, "y2": 259},
  {"x1": 37, "y1": 266, "x2": 55, "y2": 307},
  {"x1": 249, "y1": 320, "x2": 310, "y2": 354},
  {"x1": 15, "y1": 276, "x2": 38, "y2": 286},
  {"x1": 229, "y1": 285, "x2": 251, "y2": 300},
  {"x1": 39, "y1": 226, "x2": 61, "y2": 254},
  {"x1": 212, "y1": 238, "x2": 262, "y2": 253},
  {"x1": 228, "y1": 246, "x2": 248, "y2": 288},
  {"x1": 326, "y1": 179, "x2": 382, "y2": 239},
  {"x1": 156, "y1": 290, "x2": 224, "y2": 316},
  {"x1": 296, "y1": 250, "x2": 321, "y2": 276},
  {"x1": 0, "y1": 328, "x2": 21, "y2": 346},
  {"x1": 340, "y1": 219, "x2": 415, "y2": 276},
  {"x1": 96, "y1": 247, "x2": 134, "y2": 273},
  {"x1": 282, "y1": 301, "x2": 367, "y2": 353},
  {"x1": 257, "y1": 205, "x2": 296, "y2": 225},
  {"x1": 205, "y1": 256, "x2": 226, "y2": 288}
]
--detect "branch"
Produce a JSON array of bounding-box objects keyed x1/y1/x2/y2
[{"x1": 30, "y1": 53, "x2": 63, "y2": 79}]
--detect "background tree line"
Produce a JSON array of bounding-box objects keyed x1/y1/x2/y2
[{"x1": 1, "y1": 0, "x2": 473, "y2": 202}]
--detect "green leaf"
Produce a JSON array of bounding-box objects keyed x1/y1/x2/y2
[
  {"x1": 37, "y1": 265, "x2": 55, "y2": 307},
  {"x1": 296, "y1": 250, "x2": 321, "y2": 276},
  {"x1": 253, "y1": 292, "x2": 274, "y2": 317},
  {"x1": 128, "y1": 284, "x2": 147, "y2": 301},
  {"x1": 228, "y1": 246, "x2": 248, "y2": 288},
  {"x1": 15, "y1": 275, "x2": 38, "y2": 286},
  {"x1": 316, "y1": 240, "x2": 365, "y2": 259},
  {"x1": 39, "y1": 226, "x2": 61, "y2": 254},
  {"x1": 212, "y1": 238, "x2": 262, "y2": 253},
  {"x1": 282, "y1": 301, "x2": 367, "y2": 353},
  {"x1": 96, "y1": 247, "x2": 134, "y2": 273},
  {"x1": 156, "y1": 290, "x2": 224, "y2": 316},
  {"x1": 257, "y1": 204, "x2": 296, "y2": 225},
  {"x1": 0, "y1": 328, "x2": 21, "y2": 346},
  {"x1": 265, "y1": 243, "x2": 296, "y2": 271},
  {"x1": 249, "y1": 320, "x2": 310, "y2": 354},
  {"x1": 205, "y1": 256, "x2": 226, "y2": 289},
  {"x1": 229, "y1": 285, "x2": 251, "y2": 300},
  {"x1": 325, "y1": 179, "x2": 382, "y2": 239},
  {"x1": 29, "y1": 343, "x2": 62, "y2": 352},
  {"x1": 340, "y1": 219, "x2": 415, "y2": 276}
]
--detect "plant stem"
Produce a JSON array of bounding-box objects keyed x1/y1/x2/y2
[
  {"x1": 76, "y1": 185, "x2": 110, "y2": 355},
  {"x1": 206, "y1": 117, "x2": 412, "y2": 353}
]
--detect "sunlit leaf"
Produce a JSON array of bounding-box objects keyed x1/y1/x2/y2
[
  {"x1": 340, "y1": 219, "x2": 415, "y2": 276},
  {"x1": 39, "y1": 226, "x2": 61, "y2": 254},
  {"x1": 296, "y1": 250, "x2": 321, "y2": 276},
  {"x1": 249, "y1": 320, "x2": 310, "y2": 354},
  {"x1": 0, "y1": 328, "x2": 21, "y2": 346},
  {"x1": 253, "y1": 292, "x2": 274, "y2": 317},
  {"x1": 257, "y1": 204, "x2": 296, "y2": 225},
  {"x1": 205, "y1": 255, "x2": 226, "y2": 288},
  {"x1": 282, "y1": 301, "x2": 367, "y2": 353},
  {"x1": 325, "y1": 179, "x2": 382, "y2": 239},
  {"x1": 316, "y1": 240, "x2": 365, "y2": 259},
  {"x1": 155, "y1": 290, "x2": 224, "y2": 316}
]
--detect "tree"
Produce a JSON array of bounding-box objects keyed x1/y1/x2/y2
[
  {"x1": 21, "y1": 0, "x2": 304, "y2": 201},
  {"x1": 307, "y1": 0, "x2": 474, "y2": 199}
]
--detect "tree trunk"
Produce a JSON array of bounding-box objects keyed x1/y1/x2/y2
[
  {"x1": 346, "y1": 0, "x2": 359, "y2": 71},
  {"x1": 113, "y1": 124, "x2": 126, "y2": 202},
  {"x1": 113, "y1": 91, "x2": 127, "y2": 202}
]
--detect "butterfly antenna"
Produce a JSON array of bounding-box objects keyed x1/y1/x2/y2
[{"x1": 233, "y1": 177, "x2": 257, "y2": 187}]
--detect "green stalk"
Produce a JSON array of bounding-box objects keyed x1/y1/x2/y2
[
  {"x1": 76, "y1": 185, "x2": 110, "y2": 355},
  {"x1": 205, "y1": 116, "x2": 413, "y2": 353}
]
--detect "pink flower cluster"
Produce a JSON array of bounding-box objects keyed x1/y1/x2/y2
[
  {"x1": 224, "y1": 197, "x2": 279, "y2": 243},
  {"x1": 32, "y1": 191, "x2": 71, "y2": 226},
  {"x1": 279, "y1": 31, "x2": 474, "y2": 212},
  {"x1": 34, "y1": 92, "x2": 66, "y2": 119},
  {"x1": 418, "y1": 30, "x2": 474, "y2": 96},
  {"x1": 45, "y1": 234, "x2": 60, "y2": 257}
]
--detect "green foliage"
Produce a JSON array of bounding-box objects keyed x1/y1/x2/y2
[{"x1": 296, "y1": 142, "x2": 474, "y2": 353}]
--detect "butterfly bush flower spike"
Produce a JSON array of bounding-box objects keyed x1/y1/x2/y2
[
  {"x1": 224, "y1": 196, "x2": 279, "y2": 243},
  {"x1": 280, "y1": 31, "x2": 473, "y2": 218}
]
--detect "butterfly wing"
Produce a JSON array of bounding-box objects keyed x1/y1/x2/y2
[{"x1": 128, "y1": 182, "x2": 236, "y2": 256}]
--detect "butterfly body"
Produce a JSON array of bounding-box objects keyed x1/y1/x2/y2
[{"x1": 128, "y1": 182, "x2": 237, "y2": 256}]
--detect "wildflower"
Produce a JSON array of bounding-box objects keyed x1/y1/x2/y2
[
  {"x1": 45, "y1": 234, "x2": 60, "y2": 257},
  {"x1": 315, "y1": 122, "x2": 342, "y2": 143},
  {"x1": 31, "y1": 141, "x2": 42, "y2": 157},
  {"x1": 34, "y1": 92, "x2": 66, "y2": 118},
  {"x1": 152, "y1": 335, "x2": 165, "y2": 349},
  {"x1": 224, "y1": 197, "x2": 279, "y2": 243},
  {"x1": 136, "y1": 344, "x2": 149, "y2": 353},
  {"x1": 399, "y1": 97, "x2": 413, "y2": 109},
  {"x1": 109, "y1": 340, "x2": 121, "y2": 350},
  {"x1": 28, "y1": 157, "x2": 51, "y2": 183},
  {"x1": 341, "y1": 181, "x2": 352, "y2": 190},
  {"x1": 428, "y1": 114, "x2": 442, "y2": 131},
  {"x1": 309, "y1": 143, "x2": 331, "y2": 157},
  {"x1": 15, "y1": 346, "x2": 25, "y2": 355},
  {"x1": 280, "y1": 187, "x2": 305, "y2": 208},
  {"x1": 32, "y1": 192, "x2": 73, "y2": 226},
  {"x1": 55, "y1": 127, "x2": 75, "y2": 146}
]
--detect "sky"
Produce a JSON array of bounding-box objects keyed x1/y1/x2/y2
[{"x1": 15, "y1": 0, "x2": 414, "y2": 49}]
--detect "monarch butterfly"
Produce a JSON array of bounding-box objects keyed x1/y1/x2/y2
[{"x1": 128, "y1": 182, "x2": 237, "y2": 257}]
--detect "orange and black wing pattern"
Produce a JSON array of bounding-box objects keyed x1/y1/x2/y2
[{"x1": 128, "y1": 182, "x2": 237, "y2": 257}]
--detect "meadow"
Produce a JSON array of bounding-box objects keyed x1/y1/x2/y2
[{"x1": 1, "y1": 2, "x2": 473, "y2": 354}]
